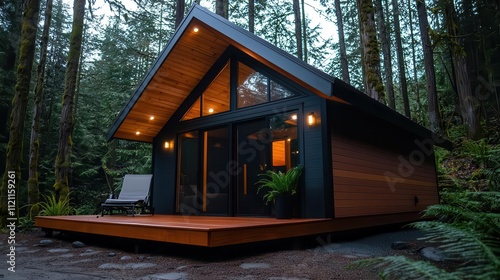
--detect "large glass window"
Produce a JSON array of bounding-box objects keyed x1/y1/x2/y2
[
  {"x1": 270, "y1": 80, "x2": 296, "y2": 101},
  {"x1": 269, "y1": 112, "x2": 299, "y2": 173},
  {"x1": 181, "y1": 59, "x2": 299, "y2": 121},
  {"x1": 237, "y1": 63, "x2": 268, "y2": 108}
]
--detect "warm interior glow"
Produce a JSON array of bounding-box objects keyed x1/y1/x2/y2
[
  {"x1": 164, "y1": 141, "x2": 170, "y2": 149},
  {"x1": 193, "y1": 27, "x2": 199, "y2": 33},
  {"x1": 208, "y1": 108, "x2": 214, "y2": 113},
  {"x1": 307, "y1": 113, "x2": 315, "y2": 125},
  {"x1": 291, "y1": 114, "x2": 297, "y2": 120},
  {"x1": 272, "y1": 140, "x2": 286, "y2": 166},
  {"x1": 135, "y1": 131, "x2": 141, "y2": 135},
  {"x1": 149, "y1": 116, "x2": 155, "y2": 120}
]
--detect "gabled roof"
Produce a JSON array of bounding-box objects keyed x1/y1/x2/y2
[{"x1": 107, "y1": 4, "x2": 451, "y2": 150}]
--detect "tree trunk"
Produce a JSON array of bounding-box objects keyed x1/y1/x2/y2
[
  {"x1": 301, "y1": 0, "x2": 308, "y2": 63},
  {"x1": 249, "y1": 0, "x2": 255, "y2": 33},
  {"x1": 444, "y1": 0, "x2": 482, "y2": 139},
  {"x1": 28, "y1": 0, "x2": 53, "y2": 217},
  {"x1": 0, "y1": 0, "x2": 41, "y2": 228},
  {"x1": 335, "y1": 0, "x2": 350, "y2": 84},
  {"x1": 374, "y1": 0, "x2": 395, "y2": 109},
  {"x1": 416, "y1": 0, "x2": 442, "y2": 134},
  {"x1": 54, "y1": 0, "x2": 85, "y2": 202},
  {"x1": 408, "y1": 0, "x2": 422, "y2": 113},
  {"x1": 215, "y1": 0, "x2": 228, "y2": 19},
  {"x1": 392, "y1": 0, "x2": 411, "y2": 118},
  {"x1": 293, "y1": 0, "x2": 303, "y2": 60},
  {"x1": 356, "y1": 0, "x2": 385, "y2": 102},
  {"x1": 175, "y1": 0, "x2": 184, "y2": 28}
]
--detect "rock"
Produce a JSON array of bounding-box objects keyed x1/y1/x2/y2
[
  {"x1": 140, "y1": 272, "x2": 187, "y2": 280},
  {"x1": 108, "y1": 252, "x2": 117, "y2": 257},
  {"x1": 99, "y1": 263, "x2": 156, "y2": 269},
  {"x1": 120, "y1": 256, "x2": 133, "y2": 261},
  {"x1": 39, "y1": 239, "x2": 53, "y2": 247},
  {"x1": 420, "y1": 247, "x2": 447, "y2": 262},
  {"x1": 47, "y1": 248, "x2": 70, "y2": 253},
  {"x1": 80, "y1": 249, "x2": 99, "y2": 256},
  {"x1": 239, "y1": 263, "x2": 270, "y2": 269},
  {"x1": 391, "y1": 241, "x2": 411, "y2": 250},
  {"x1": 72, "y1": 241, "x2": 85, "y2": 248}
]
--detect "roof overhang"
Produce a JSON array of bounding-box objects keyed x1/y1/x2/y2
[
  {"x1": 106, "y1": 4, "x2": 336, "y2": 143},
  {"x1": 106, "y1": 4, "x2": 452, "y2": 150}
]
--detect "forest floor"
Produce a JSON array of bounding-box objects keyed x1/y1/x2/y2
[{"x1": 1, "y1": 226, "x2": 434, "y2": 280}]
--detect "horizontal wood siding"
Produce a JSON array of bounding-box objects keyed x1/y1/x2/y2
[{"x1": 331, "y1": 103, "x2": 439, "y2": 218}]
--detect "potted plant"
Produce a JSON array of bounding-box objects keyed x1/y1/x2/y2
[{"x1": 256, "y1": 165, "x2": 303, "y2": 219}]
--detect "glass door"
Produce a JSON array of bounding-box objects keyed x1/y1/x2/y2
[
  {"x1": 236, "y1": 118, "x2": 272, "y2": 216},
  {"x1": 203, "y1": 127, "x2": 229, "y2": 215},
  {"x1": 177, "y1": 127, "x2": 230, "y2": 216},
  {"x1": 177, "y1": 131, "x2": 200, "y2": 214}
]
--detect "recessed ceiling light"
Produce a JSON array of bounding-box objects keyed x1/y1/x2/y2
[
  {"x1": 149, "y1": 116, "x2": 155, "y2": 120},
  {"x1": 208, "y1": 108, "x2": 214, "y2": 113},
  {"x1": 136, "y1": 131, "x2": 141, "y2": 135},
  {"x1": 193, "y1": 27, "x2": 199, "y2": 33},
  {"x1": 291, "y1": 114, "x2": 297, "y2": 120}
]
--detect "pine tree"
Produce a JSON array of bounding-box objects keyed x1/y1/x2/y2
[
  {"x1": 374, "y1": 0, "x2": 395, "y2": 109},
  {"x1": 54, "y1": 0, "x2": 86, "y2": 202},
  {"x1": 416, "y1": 0, "x2": 442, "y2": 134},
  {"x1": 392, "y1": 0, "x2": 411, "y2": 117},
  {"x1": 356, "y1": 0, "x2": 385, "y2": 102},
  {"x1": 28, "y1": 0, "x2": 53, "y2": 218},
  {"x1": 0, "y1": 0, "x2": 41, "y2": 228}
]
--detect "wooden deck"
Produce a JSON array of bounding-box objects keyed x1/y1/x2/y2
[{"x1": 35, "y1": 212, "x2": 421, "y2": 247}]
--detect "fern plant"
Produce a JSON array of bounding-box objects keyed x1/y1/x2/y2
[
  {"x1": 37, "y1": 192, "x2": 72, "y2": 216},
  {"x1": 353, "y1": 191, "x2": 500, "y2": 279},
  {"x1": 256, "y1": 164, "x2": 303, "y2": 205}
]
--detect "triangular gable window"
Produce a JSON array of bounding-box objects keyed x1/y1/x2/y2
[
  {"x1": 182, "y1": 97, "x2": 201, "y2": 121},
  {"x1": 181, "y1": 58, "x2": 298, "y2": 121},
  {"x1": 237, "y1": 62, "x2": 297, "y2": 108},
  {"x1": 202, "y1": 62, "x2": 230, "y2": 116}
]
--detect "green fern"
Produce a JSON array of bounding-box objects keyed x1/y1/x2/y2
[
  {"x1": 422, "y1": 204, "x2": 500, "y2": 235},
  {"x1": 37, "y1": 192, "x2": 72, "y2": 216},
  {"x1": 352, "y1": 256, "x2": 457, "y2": 280},
  {"x1": 355, "y1": 190, "x2": 500, "y2": 279},
  {"x1": 256, "y1": 165, "x2": 303, "y2": 205},
  {"x1": 412, "y1": 221, "x2": 500, "y2": 267}
]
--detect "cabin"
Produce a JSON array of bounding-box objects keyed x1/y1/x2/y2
[{"x1": 35, "y1": 4, "x2": 451, "y2": 247}]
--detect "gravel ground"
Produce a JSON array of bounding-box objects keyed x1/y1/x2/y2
[{"x1": 1, "y1": 226, "x2": 425, "y2": 280}]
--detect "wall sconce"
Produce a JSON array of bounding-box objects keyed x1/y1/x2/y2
[
  {"x1": 307, "y1": 113, "x2": 316, "y2": 126},
  {"x1": 164, "y1": 140, "x2": 174, "y2": 150}
]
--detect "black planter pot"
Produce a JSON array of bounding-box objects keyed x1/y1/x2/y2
[{"x1": 275, "y1": 195, "x2": 293, "y2": 219}]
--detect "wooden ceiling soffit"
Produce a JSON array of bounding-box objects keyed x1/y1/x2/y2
[{"x1": 112, "y1": 18, "x2": 230, "y2": 142}]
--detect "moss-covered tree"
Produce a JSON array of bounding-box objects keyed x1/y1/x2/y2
[
  {"x1": 356, "y1": 0, "x2": 385, "y2": 103},
  {"x1": 28, "y1": 0, "x2": 53, "y2": 218},
  {"x1": 53, "y1": 0, "x2": 85, "y2": 202},
  {"x1": 0, "y1": 0, "x2": 41, "y2": 228}
]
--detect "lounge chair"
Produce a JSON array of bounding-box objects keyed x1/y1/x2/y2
[{"x1": 101, "y1": 174, "x2": 154, "y2": 216}]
